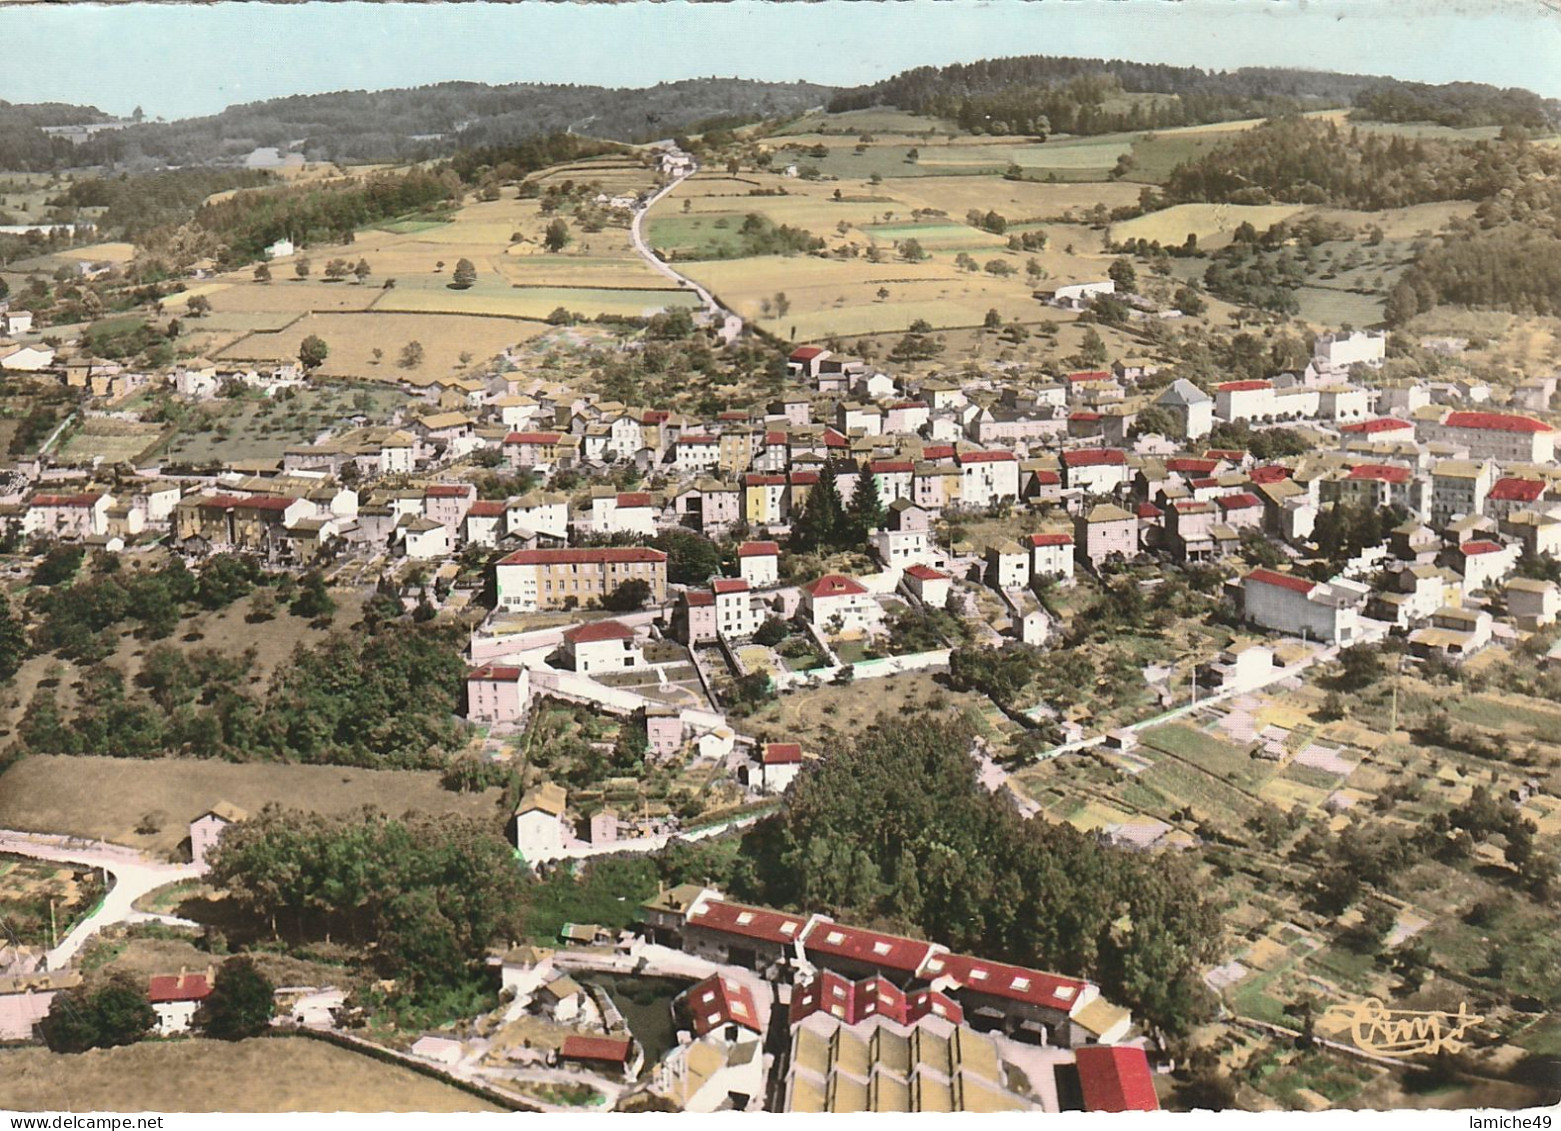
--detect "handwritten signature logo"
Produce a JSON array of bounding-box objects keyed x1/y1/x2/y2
[{"x1": 1319, "y1": 998, "x2": 1485, "y2": 1058}]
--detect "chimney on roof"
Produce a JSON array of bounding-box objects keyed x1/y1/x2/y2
[{"x1": 177, "y1": 965, "x2": 187, "y2": 988}]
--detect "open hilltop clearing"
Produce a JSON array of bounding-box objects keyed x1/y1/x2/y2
[
  {"x1": 0, "y1": 754, "x2": 505, "y2": 856},
  {"x1": 0, "y1": 1038, "x2": 502, "y2": 1113},
  {"x1": 161, "y1": 154, "x2": 694, "y2": 380}
]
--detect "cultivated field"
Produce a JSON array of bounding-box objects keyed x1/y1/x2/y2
[
  {"x1": 212, "y1": 310, "x2": 549, "y2": 384},
  {"x1": 0, "y1": 755, "x2": 506, "y2": 856},
  {"x1": 0, "y1": 1038, "x2": 501, "y2": 1112},
  {"x1": 163, "y1": 154, "x2": 691, "y2": 384},
  {"x1": 1109, "y1": 203, "x2": 1310, "y2": 250},
  {"x1": 55, "y1": 417, "x2": 166, "y2": 464}
]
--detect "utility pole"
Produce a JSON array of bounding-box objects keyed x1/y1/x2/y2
[{"x1": 49, "y1": 897, "x2": 57, "y2": 951}]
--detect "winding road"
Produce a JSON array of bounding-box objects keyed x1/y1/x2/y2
[
  {"x1": 629, "y1": 155, "x2": 744, "y2": 346},
  {"x1": 0, "y1": 829, "x2": 203, "y2": 970}
]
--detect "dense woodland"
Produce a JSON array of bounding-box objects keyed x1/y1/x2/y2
[
  {"x1": 744, "y1": 715, "x2": 1223, "y2": 1035},
  {"x1": 832, "y1": 57, "x2": 1556, "y2": 137},
  {"x1": 0, "y1": 80, "x2": 832, "y2": 172}
]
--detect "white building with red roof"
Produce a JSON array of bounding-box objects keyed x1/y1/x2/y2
[
  {"x1": 588, "y1": 489, "x2": 656, "y2": 537},
  {"x1": 148, "y1": 968, "x2": 213, "y2": 1035},
  {"x1": 956, "y1": 449, "x2": 1020, "y2": 508},
  {"x1": 760, "y1": 742, "x2": 804, "y2": 794},
  {"x1": 1027, "y1": 532, "x2": 1075, "y2": 581},
  {"x1": 495, "y1": 546, "x2": 666, "y2": 612},
  {"x1": 736, "y1": 540, "x2": 780, "y2": 587},
  {"x1": 560, "y1": 619, "x2": 644, "y2": 674},
  {"x1": 1420, "y1": 410, "x2": 1555, "y2": 463},
  {"x1": 1454, "y1": 539, "x2": 1520, "y2": 596},
  {"x1": 1215, "y1": 379, "x2": 1277, "y2": 422},
  {"x1": 462, "y1": 499, "x2": 509, "y2": 547},
  {"x1": 1333, "y1": 463, "x2": 1416, "y2": 512},
  {"x1": 903, "y1": 563, "x2": 952, "y2": 609},
  {"x1": 1338, "y1": 417, "x2": 1415, "y2": 445},
  {"x1": 787, "y1": 345, "x2": 830, "y2": 381},
  {"x1": 801, "y1": 574, "x2": 883, "y2": 635},
  {"x1": 1241, "y1": 568, "x2": 1363, "y2": 644},
  {"x1": 24, "y1": 491, "x2": 112, "y2": 540},
  {"x1": 1059, "y1": 448, "x2": 1128, "y2": 494},
  {"x1": 712, "y1": 577, "x2": 763, "y2": 639}
]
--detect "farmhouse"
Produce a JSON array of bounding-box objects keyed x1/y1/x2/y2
[
  {"x1": 466, "y1": 663, "x2": 529, "y2": 725},
  {"x1": 561, "y1": 619, "x2": 644, "y2": 674},
  {"x1": 148, "y1": 969, "x2": 214, "y2": 1035},
  {"x1": 802, "y1": 573, "x2": 883, "y2": 635},
  {"x1": 1240, "y1": 568, "x2": 1362, "y2": 644}
]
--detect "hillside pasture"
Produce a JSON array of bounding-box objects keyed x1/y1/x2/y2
[
  {"x1": 214, "y1": 309, "x2": 548, "y2": 381},
  {"x1": 1110, "y1": 203, "x2": 1310, "y2": 250},
  {"x1": 0, "y1": 754, "x2": 505, "y2": 856},
  {"x1": 0, "y1": 1038, "x2": 501, "y2": 1113}
]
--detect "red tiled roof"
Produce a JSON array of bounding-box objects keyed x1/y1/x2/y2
[
  {"x1": 1062, "y1": 448, "x2": 1126, "y2": 468},
  {"x1": 425, "y1": 484, "x2": 472, "y2": 497},
  {"x1": 1218, "y1": 380, "x2": 1272, "y2": 392},
  {"x1": 746, "y1": 473, "x2": 787, "y2": 486},
  {"x1": 763, "y1": 742, "x2": 803, "y2": 765},
  {"x1": 933, "y1": 953, "x2": 1091, "y2": 1010},
  {"x1": 920, "y1": 444, "x2": 956, "y2": 461},
  {"x1": 958, "y1": 449, "x2": 1017, "y2": 463},
  {"x1": 504, "y1": 431, "x2": 562, "y2": 444},
  {"x1": 467, "y1": 500, "x2": 507, "y2": 518},
  {"x1": 1204, "y1": 449, "x2": 1248, "y2": 461},
  {"x1": 765, "y1": 431, "x2": 788, "y2": 445},
  {"x1": 1074, "y1": 1045, "x2": 1160, "y2": 1112},
  {"x1": 1165, "y1": 458, "x2": 1218, "y2": 474},
  {"x1": 822, "y1": 428, "x2": 849, "y2": 448},
  {"x1": 718, "y1": 410, "x2": 750, "y2": 421},
  {"x1": 209, "y1": 494, "x2": 295, "y2": 512},
  {"x1": 905, "y1": 564, "x2": 948, "y2": 581},
  {"x1": 804, "y1": 574, "x2": 868, "y2": 598},
  {"x1": 687, "y1": 974, "x2": 761, "y2": 1037},
  {"x1": 712, "y1": 578, "x2": 750, "y2": 595},
  {"x1": 1340, "y1": 417, "x2": 1413, "y2": 434},
  {"x1": 801, "y1": 920, "x2": 936, "y2": 976},
  {"x1": 615, "y1": 492, "x2": 653, "y2": 507},
  {"x1": 30, "y1": 493, "x2": 103, "y2": 507},
  {"x1": 1070, "y1": 411, "x2": 1101, "y2": 422},
  {"x1": 789, "y1": 472, "x2": 820, "y2": 486},
  {"x1": 738, "y1": 541, "x2": 780, "y2": 557},
  {"x1": 1032, "y1": 470, "x2": 1061, "y2": 485},
  {"x1": 1067, "y1": 370, "x2": 1112, "y2": 383},
  {"x1": 889, "y1": 401, "x2": 928, "y2": 411},
  {"x1": 1443, "y1": 411, "x2": 1552, "y2": 434},
  {"x1": 1248, "y1": 465, "x2": 1292, "y2": 484},
  {"x1": 1489, "y1": 477, "x2": 1546, "y2": 502},
  {"x1": 1218, "y1": 492, "x2": 1263, "y2": 510},
  {"x1": 1136, "y1": 503, "x2": 1163, "y2": 519},
  {"x1": 468, "y1": 664, "x2": 523, "y2": 682},
  {"x1": 789, "y1": 346, "x2": 826, "y2": 361},
  {"x1": 563, "y1": 619, "x2": 636, "y2": 644},
  {"x1": 687, "y1": 899, "x2": 806, "y2": 945},
  {"x1": 641, "y1": 410, "x2": 671, "y2": 425},
  {"x1": 500, "y1": 547, "x2": 666, "y2": 566},
  {"x1": 147, "y1": 973, "x2": 212, "y2": 1004},
  {"x1": 560, "y1": 1035, "x2": 633, "y2": 1064},
  {"x1": 1028, "y1": 533, "x2": 1073, "y2": 547},
  {"x1": 1190, "y1": 477, "x2": 1219, "y2": 489},
  {"x1": 1460, "y1": 540, "x2": 1504, "y2": 556},
  {"x1": 1246, "y1": 567, "x2": 1314, "y2": 595},
  {"x1": 682, "y1": 590, "x2": 715, "y2": 607},
  {"x1": 1347, "y1": 463, "x2": 1412, "y2": 484},
  {"x1": 869, "y1": 459, "x2": 915, "y2": 474}
]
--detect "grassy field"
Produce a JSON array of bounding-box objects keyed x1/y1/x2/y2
[
  {"x1": 0, "y1": 754, "x2": 504, "y2": 856},
  {"x1": 1109, "y1": 203, "x2": 1310, "y2": 250},
  {"x1": 0, "y1": 1038, "x2": 500, "y2": 1112}
]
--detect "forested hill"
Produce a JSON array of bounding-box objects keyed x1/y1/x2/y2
[
  {"x1": 831, "y1": 56, "x2": 1559, "y2": 137},
  {"x1": 0, "y1": 79, "x2": 834, "y2": 171}
]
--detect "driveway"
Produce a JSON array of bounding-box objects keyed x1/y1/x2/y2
[{"x1": 0, "y1": 829, "x2": 203, "y2": 970}]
